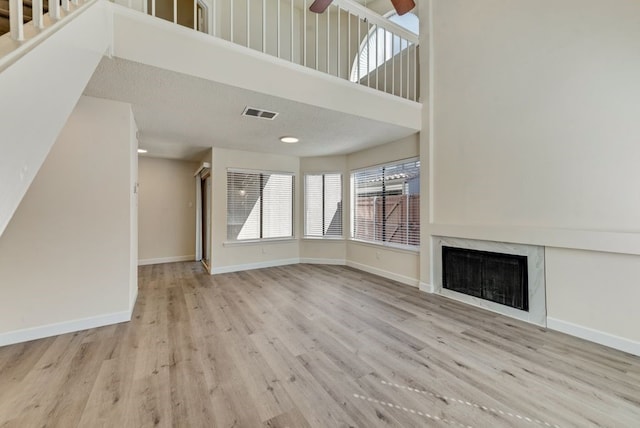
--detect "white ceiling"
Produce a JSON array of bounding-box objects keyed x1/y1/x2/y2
[{"x1": 83, "y1": 58, "x2": 417, "y2": 160}]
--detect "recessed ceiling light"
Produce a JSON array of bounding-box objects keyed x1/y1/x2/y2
[
  {"x1": 137, "y1": 149, "x2": 148, "y2": 154},
  {"x1": 280, "y1": 136, "x2": 299, "y2": 144}
]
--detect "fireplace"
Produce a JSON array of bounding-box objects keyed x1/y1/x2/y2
[
  {"x1": 433, "y1": 237, "x2": 546, "y2": 326},
  {"x1": 442, "y1": 246, "x2": 528, "y2": 311}
]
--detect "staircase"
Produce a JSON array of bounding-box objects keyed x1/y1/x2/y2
[{"x1": 0, "y1": 0, "x2": 49, "y2": 35}]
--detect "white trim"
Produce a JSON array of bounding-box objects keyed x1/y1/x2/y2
[
  {"x1": 547, "y1": 317, "x2": 640, "y2": 357},
  {"x1": 0, "y1": 310, "x2": 131, "y2": 348},
  {"x1": 350, "y1": 156, "x2": 420, "y2": 174},
  {"x1": 346, "y1": 260, "x2": 419, "y2": 287},
  {"x1": 419, "y1": 281, "x2": 434, "y2": 293},
  {"x1": 130, "y1": 285, "x2": 138, "y2": 314},
  {"x1": 223, "y1": 238, "x2": 296, "y2": 247},
  {"x1": 138, "y1": 255, "x2": 195, "y2": 266},
  {"x1": 211, "y1": 258, "x2": 300, "y2": 275},
  {"x1": 348, "y1": 239, "x2": 419, "y2": 254},
  {"x1": 299, "y1": 258, "x2": 346, "y2": 265}
]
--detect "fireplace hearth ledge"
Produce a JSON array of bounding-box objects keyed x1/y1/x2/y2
[{"x1": 432, "y1": 236, "x2": 546, "y2": 327}]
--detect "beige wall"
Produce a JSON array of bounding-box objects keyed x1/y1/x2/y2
[
  {"x1": 428, "y1": 0, "x2": 640, "y2": 348},
  {"x1": 138, "y1": 157, "x2": 198, "y2": 263},
  {"x1": 431, "y1": 0, "x2": 640, "y2": 233},
  {"x1": 210, "y1": 147, "x2": 300, "y2": 272},
  {"x1": 346, "y1": 134, "x2": 421, "y2": 286},
  {"x1": 0, "y1": 96, "x2": 137, "y2": 342},
  {"x1": 546, "y1": 248, "x2": 640, "y2": 343}
]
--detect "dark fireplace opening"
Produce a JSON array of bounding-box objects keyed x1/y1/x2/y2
[{"x1": 442, "y1": 246, "x2": 529, "y2": 311}]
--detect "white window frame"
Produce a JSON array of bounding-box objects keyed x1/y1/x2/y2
[
  {"x1": 226, "y1": 168, "x2": 295, "y2": 244},
  {"x1": 350, "y1": 157, "x2": 420, "y2": 251},
  {"x1": 303, "y1": 172, "x2": 344, "y2": 239}
]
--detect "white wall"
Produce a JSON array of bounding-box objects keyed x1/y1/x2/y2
[
  {"x1": 210, "y1": 147, "x2": 300, "y2": 273},
  {"x1": 431, "y1": 0, "x2": 640, "y2": 234},
  {"x1": 0, "y1": 96, "x2": 138, "y2": 345},
  {"x1": 429, "y1": 0, "x2": 640, "y2": 352},
  {"x1": 546, "y1": 248, "x2": 640, "y2": 346},
  {"x1": 138, "y1": 157, "x2": 198, "y2": 264}
]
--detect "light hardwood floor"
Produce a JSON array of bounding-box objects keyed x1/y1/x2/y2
[{"x1": 0, "y1": 263, "x2": 639, "y2": 427}]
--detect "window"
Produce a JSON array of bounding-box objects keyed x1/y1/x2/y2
[
  {"x1": 351, "y1": 159, "x2": 420, "y2": 248},
  {"x1": 304, "y1": 173, "x2": 343, "y2": 238},
  {"x1": 227, "y1": 169, "x2": 294, "y2": 241}
]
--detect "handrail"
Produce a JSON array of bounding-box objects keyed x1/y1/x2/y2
[{"x1": 333, "y1": 0, "x2": 418, "y2": 44}]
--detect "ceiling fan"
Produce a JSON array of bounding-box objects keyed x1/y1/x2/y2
[{"x1": 310, "y1": 0, "x2": 415, "y2": 16}]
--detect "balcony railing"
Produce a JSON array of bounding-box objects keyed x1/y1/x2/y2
[{"x1": 2, "y1": 0, "x2": 419, "y2": 101}]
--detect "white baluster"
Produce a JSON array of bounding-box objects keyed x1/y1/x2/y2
[
  {"x1": 347, "y1": 12, "x2": 351, "y2": 80},
  {"x1": 326, "y1": 6, "x2": 329, "y2": 73},
  {"x1": 337, "y1": 6, "x2": 340, "y2": 78},
  {"x1": 9, "y1": 0, "x2": 24, "y2": 41},
  {"x1": 413, "y1": 42, "x2": 417, "y2": 101},
  {"x1": 375, "y1": 24, "x2": 378, "y2": 89},
  {"x1": 49, "y1": 0, "x2": 60, "y2": 20},
  {"x1": 383, "y1": 29, "x2": 387, "y2": 93},
  {"x1": 303, "y1": 0, "x2": 307, "y2": 66},
  {"x1": 357, "y1": 17, "x2": 360, "y2": 83},
  {"x1": 173, "y1": 0, "x2": 177, "y2": 23},
  {"x1": 32, "y1": 0, "x2": 43, "y2": 28}
]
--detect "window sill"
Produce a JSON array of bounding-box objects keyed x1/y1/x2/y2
[
  {"x1": 348, "y1": 239, "x2": 420, "y2": 254},
  {"x1": 302, "y1": 236, "x2": 346, "y2": 242},
  {"x1": 223, "y1": 238, "x2": 297, "y2": 247}
]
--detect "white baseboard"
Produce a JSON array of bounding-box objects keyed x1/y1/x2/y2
[
  {"x1": 211, "y1": 258, "x2": 300, "y2": 275},
  {"x1": 346, "y1": 260, "x2": 419, "y2": 287},
  {"x1": 138, "y1": 255, "x2": 195, "y2": 266},
  {"x1": 0, "y1": 310, "x2": 131, "y2": 348},
  {"x1": 299, "y1": 258, "x2": 346, "y2": 265},
  {"x1": 547, "y1": 317, "x2": 640, "y2": 357},
  {"x1": 419, "y1": 281, "x2": 434, "y2": 293}
]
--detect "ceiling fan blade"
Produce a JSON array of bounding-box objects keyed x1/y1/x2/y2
[
  {"x1": 390, "y1": 0, "x2": 415, "y2": 16},
  {"x1": 309, "y1": 0, "x2": 333, "y2": 14}
]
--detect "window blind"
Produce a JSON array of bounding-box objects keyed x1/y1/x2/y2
[
  {"x1": 304, "y1": 173, "x2": 343, "y2": 237},
  {"x1": 351, "y1": 159, "x2": 420, "y2": 248},
  {"x1": 227, "y1": 170, "x2": 294, "y2": 241}
]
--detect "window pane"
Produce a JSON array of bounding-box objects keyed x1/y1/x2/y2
[
  {"x1": 227, "y1": 171, "x2": 261, "y2": 240},
  {"x1": 323, "y1": 174, "x2": 342, "y2": 236},
  {"x1": 262, "y1": 174, "x2": 293, "y2": 239},
  {"x1": 305, "y1": 175, "x2": 324, "y2": 237},
  {"x1": 352, "y1": 159, "x2": 420, "y2": 247},
  {"x1": 304, "y1": 173, "x2": 343, "y2": 238}
]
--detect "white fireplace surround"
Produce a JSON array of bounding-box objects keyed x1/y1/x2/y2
[{"x1": 432, "y1": 236, "x2": 546, "y2": 327}]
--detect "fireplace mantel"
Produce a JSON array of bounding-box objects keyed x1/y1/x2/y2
[{"x1": 432, "y1": 236, "x2": 546, "y2": 327}]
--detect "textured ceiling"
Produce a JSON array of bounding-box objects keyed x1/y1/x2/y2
[{"x1": 83, "y1": 58, "x2": 417, "y2": 160}]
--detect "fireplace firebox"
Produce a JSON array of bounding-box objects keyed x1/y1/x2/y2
[{"x1": 442, "y1": 246, "x2": 529, "y2": 311}]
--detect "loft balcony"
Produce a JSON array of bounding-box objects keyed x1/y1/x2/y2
[{"x1": 0, "y1": 0, "x2": 421, "y2": 237}]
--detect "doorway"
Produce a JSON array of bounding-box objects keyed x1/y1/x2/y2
[{"x1": 195, "y1": 163, "x2": 211, "y2": 272}]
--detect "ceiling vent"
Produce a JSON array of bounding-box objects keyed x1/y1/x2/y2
[{"x1": 242, "y1": 106, "x2": 279, "y2": 120}]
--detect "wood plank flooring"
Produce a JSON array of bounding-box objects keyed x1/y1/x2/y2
[{"x1": 0, "y1": 262, "x2": 639, "y2": 427}]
